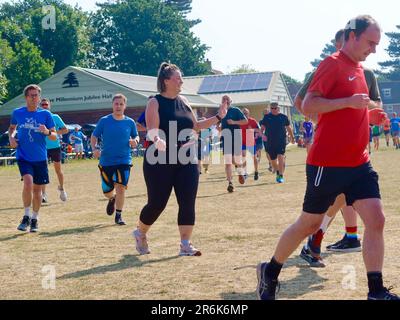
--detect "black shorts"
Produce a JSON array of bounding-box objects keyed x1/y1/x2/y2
[
  {"x1": 303, "y1": 162, "x2": 380, "y2": 214},
  {"x1": 98, "y1": 164, "x2": 132, "y2": 193},
  {"x1": 17, "y1": 159, "x2": 49, "y2": 185},
  {"x1": 47, "y1": 147, "x2": 61, "y2": 163},
  {"x1": 266, "y1": 144, "x2": 286, "y2": 161}
]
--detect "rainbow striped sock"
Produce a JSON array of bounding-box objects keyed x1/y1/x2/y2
[{"x1": 346, "y1": 226, "x2": 358, "y2": 239}]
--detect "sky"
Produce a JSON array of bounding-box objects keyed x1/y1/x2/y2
[{"x1": 2, "y1": 0, "x2": 399, "y2": 81}]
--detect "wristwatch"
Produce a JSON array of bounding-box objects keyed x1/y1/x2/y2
[{"x1": 216, "y1": 114, "x2": 222, "y2": 121}]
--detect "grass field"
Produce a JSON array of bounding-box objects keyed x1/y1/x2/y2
[{"x1": 0, "y1": 142, "x2": 399, "y2": 300}]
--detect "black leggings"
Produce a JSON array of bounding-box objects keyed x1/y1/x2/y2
[{"x1": 140, "y1": 158, "x2": 199, "y2": 226}]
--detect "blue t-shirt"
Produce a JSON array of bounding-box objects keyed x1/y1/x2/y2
[
  {"x1": 71, "y1": 131, "x2": 85, "y2": 145},
  {"x1": 137, "y1": 111, "x2": 146, "y2": 127},
  {"x1": 303, "y1": 121, "x2": 313, "y2": 139},
  {"x1": 390, "y1": 118, "x2": 400, "y2": 132},
  {"x1": 11, "y1": 106, "x2": 55, "y2": 162},
  {"x1": 92, "y1": 114, "x2": 138, "y2": 166},
  {"x1": 46, "y1": 114, "x2": 66, "y2": 150}
]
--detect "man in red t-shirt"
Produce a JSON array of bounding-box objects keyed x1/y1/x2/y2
[
  {"x1": 256, "y1": 15, "x2": 399, "y2": 300},
  {"x1": 241, "y1": 108, "x2": 262, "y2": 180}
]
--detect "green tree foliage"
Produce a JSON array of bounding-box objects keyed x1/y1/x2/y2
[
  {"x1": 282, "y1": 73, "x2": 301, "y2": 86},
  {"x1": 0, "y1": 39, "x2": 14, "y2": 103},
  {"x1": 90, "y1": 0, "x2": 211, "y2": 76},
  {"x1": 231, "y1": 64, "x2": 258, "y2": 74},
  {"x1": 378, "y1": 25, "x2": 400, "y2": 81},
  {"x1": 0, "y1": 0, "x2": 93, "y2": 73},
  {"x1": 310, "y1": 39, "x2": 336, "y2": 69},
  {"x1": 4, "y1": 39, "x2": 54, "y2": 99}
]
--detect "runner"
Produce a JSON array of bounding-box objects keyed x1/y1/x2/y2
[
  {"x1": 9, "y1": 84, "x2": 56, "y2": 233},
  {"x1": 39, "y1": 98, "x2": 69, "y2": 203},
  {"x1": 132, "y1": 62, "x2": 227, "y2": 256},
  {"x1": 91, "y1": 93, "x2": 139, "y2": 225},
  {"x1": 259, "y1": 103, "x2": 295, "y2": 183},
  {"x1": 256, "y1": 16, "x2": 399, "y2": 300},
  {"x1": 220, "y1": 95, "x2": 248, "y2": 192},
  {"x1": 241, "y1": 108, "x2": 262, "y2": 180}
]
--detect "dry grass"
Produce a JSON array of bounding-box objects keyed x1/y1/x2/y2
[{"x1": 0, "y1": 141, "x2": 399, "y2": 300}]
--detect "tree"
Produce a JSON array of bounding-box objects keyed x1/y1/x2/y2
[
  {"x1": 4, "y1": 39, "x2": 54, "y2": 99},
  {"x1": 282, "y1": 73, "x2": 301, "y2": 86},
  {"x1": 231, "y1": 64, "x2": 258, "y2": 74},
  {"x1": 90, "y1": 0, "x2": 211, "y2": 76},
  {"x1": 310, "y1": 39, "x2": 336, "y2": 69},
  {"x1": 378, "y1": 25, "x2": 400, "y2": 81},
  {"x1": 0, "y1": 39, "x2": 14, "y2": 103},
  {"x1": 0, "y1": 0, "x2": 93, "y2": 73},
  {"x1": 163, "y1": 0, "x2": 193, "y2": 16},
  {"x1": 163, "y1": 0, "x2": 200, "y2": 26},
  {"x1": 62, "y1": 72, "x2": 80, "y2": 88}
]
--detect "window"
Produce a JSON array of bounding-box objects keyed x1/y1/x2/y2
[{"x1": 386, "y1": 105, "x2": 393, "y2": 113}]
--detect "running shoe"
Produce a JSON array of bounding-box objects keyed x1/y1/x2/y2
[
  {"x1": 58, "y1": 186, "x2": 68, "y2": 202},
  {"x1": 299, "y1": 246, "x2": 325, "y2": 268},
  {"x1": 115, "y1": 213, "x2": 126, "y2": 226},
  {"x1": 17, "y1": 216, "x2": 30, "y2": 232},
  {"x1": 106, "y1": 197, "x2": 116, "y2": 216},
  {"x1": 326, "y1": 235, "x2": 361, "y2": 252},
  {"x1": 132, "y1": 229, "x2": 150, "y2": 255},
  {"x1": 30, "y1": 219, "x2": 39, "y2": 233},
  {"x1": 179, "y1": 243, "x2": 202, "y2": 256},
  {"x1": 256, "y1": 262, "x2": 280, "y2": 300},
  {"x1": 227, "y1": 182, "x2": 234, "y2": 193},
  {"x1": 368, "y1": 287, "x2": 400, "y2": 300}
]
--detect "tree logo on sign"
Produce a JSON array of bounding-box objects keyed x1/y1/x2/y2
[{"x1": 62, "y1": 72, "x2": 80, "y2": 88}]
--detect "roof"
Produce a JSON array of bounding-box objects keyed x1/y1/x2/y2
[
  {"x1": 0, "y1": 68, "x2": 294, "y2": 117},
  {"x1": 379, "y1": 81, "x2": 400, "y2": 105}
]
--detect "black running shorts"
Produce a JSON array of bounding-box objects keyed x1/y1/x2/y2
[{"x1": 303, "y1": 162, "x2": 381, "y2": 214}]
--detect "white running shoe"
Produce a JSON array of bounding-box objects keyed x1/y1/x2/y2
[
  {"x1": 133, "y1": 229, "x2": 150, "y2": 255},
  {"x1": 58, "y1": 187, "x2": 68, "y2": 202},
  {"x1": 42, "y1": 192, "x2": 48, "y2": 203},
  {"x1": 179, "y1": 243, "x2": 202, "y2": 256}
]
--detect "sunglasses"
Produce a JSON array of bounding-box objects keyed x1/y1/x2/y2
[
  {"x1": 271, "y1": 107, "x2": 278, "y2": 110},
  {"x1": 41, "y1": 103, "x2": 49, "y2": 106}
]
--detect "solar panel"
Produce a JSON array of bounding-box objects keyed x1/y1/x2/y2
[{"x1": 198, "y1": 73, "x2": 272, "y2": 94}]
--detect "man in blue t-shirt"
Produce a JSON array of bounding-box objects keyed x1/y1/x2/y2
[
  {"x1": 390, "y1": 113, "x2": 400, "y2": 149},
  {"x1": 219, "y1": 95, "x2": 248, "y2": 193},
  {"x1": 70, "y1": 127, "x2": 86, "y2": 159},
  {"x1": 9, "y1": 84, "x2": 57, "y2": 233},
  {"x1": 91, "y1": 93, "x2": 139, "y2": 225},
  {"x1": 39, "y1": 98, "x2": 69, "y2": 203}
]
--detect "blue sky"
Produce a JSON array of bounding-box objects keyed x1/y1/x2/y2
[{"x1": 3, "y1": 0, "x2": 399, "y2": 81}]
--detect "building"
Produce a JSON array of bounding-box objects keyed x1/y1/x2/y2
[
  {"x1": 0, "y1": 66, "x2": 294, "y2": 131},
  {"x1": 379, "y1": 81, "x2": 400, "y2": 116}
]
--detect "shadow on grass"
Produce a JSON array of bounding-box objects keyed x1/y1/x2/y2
[
  {"x1": 197, "y1": 193, "x2": 228, "y2": 199},
  {"x1": 40, "y1": 224, "x2": 114, "y2": 238},
  {"x1": 223, "y1": 256, "x2": 328, "y2": 300},
  {"x1": 58, "y1": 254, "x2": 180, "y2": 279},
  {"x1": 0, "y1": 232, "x2": 30, "y2": 242},
  {"x1": 0, "y1": 207, "x2": 24, "y2": 212},
  {"x1": 99, "y1": 194, "x2": 147, "y2": 201}
]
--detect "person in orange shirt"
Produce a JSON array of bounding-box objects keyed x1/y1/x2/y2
[{"x1": 383, "y1": 118, "x2": 391, "y2": 147}]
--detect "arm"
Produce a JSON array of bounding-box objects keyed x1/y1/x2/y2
[
  {"x1": 38, "y1": 125, "x2": 57, "y2": 141},
  {"x1": 181, "y1": 96, "x2": 228, "y2": 131},
  {"x1": 286, "y1": 126, "x2": 295, "y2": 144},
  {"x1": 90, "y1": 135, "x2": 101, "y2": 159},
  {"x1": 57, "y1": 127, "x2": 69, "y2": 135},
  {"x1": 302, "y1": 91, "x2": 370, "y2": 115},
  {"x1": 8, "y1": 124, "x2": 18, "y2": 148}
]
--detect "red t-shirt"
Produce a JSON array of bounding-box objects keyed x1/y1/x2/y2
[
  {"x1": 241, "y1": 117, "x2": 259, "y2": 147},
  {"x1": 307, "y1": 51, "x2": 370, "y2": 167}
]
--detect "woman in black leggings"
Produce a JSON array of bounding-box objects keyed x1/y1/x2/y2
[{"x1": 133, "y1": 62, "x2": 227, "y2": 256}]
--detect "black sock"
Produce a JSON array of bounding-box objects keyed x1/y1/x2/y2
[
  {"x1": 116, "y1": 210, "x2": 122, "y2": 216},
  {"x1": 276, "y1": 171, "x2": 280, "y2": 176},
  {"x1": 265, "y1": 257, "x2": 283, "y2": 280},
  {"x1": 367, "y1": 272, "x2": 383, "y2": 294}
]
